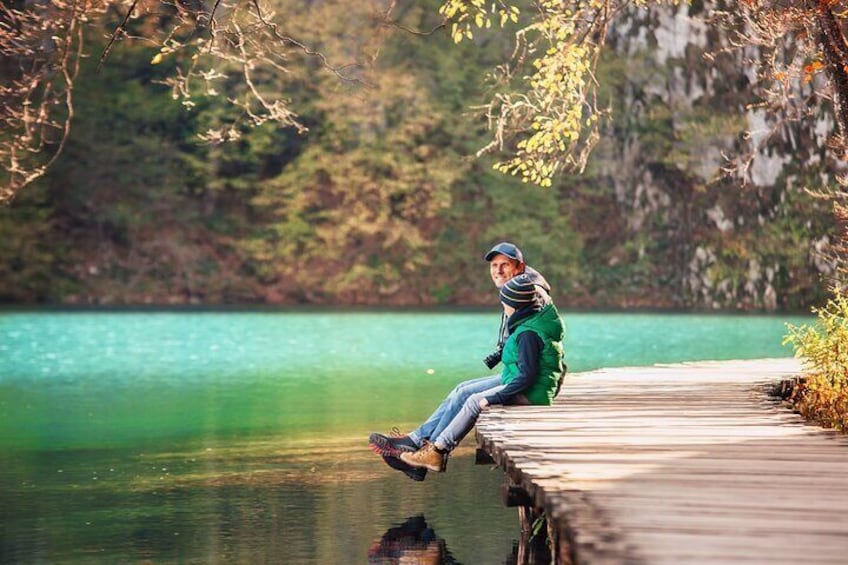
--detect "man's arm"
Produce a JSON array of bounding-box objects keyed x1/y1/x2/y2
[{"x1": 484, "y1": 331, "x2": 543, "y2": 405}]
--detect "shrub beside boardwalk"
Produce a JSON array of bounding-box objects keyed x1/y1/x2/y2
[{"x1": 785, "y1": 291, "x2": 848, "y2": 433}]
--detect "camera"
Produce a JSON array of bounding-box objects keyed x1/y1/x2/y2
[{"x1": 483, "y1": 347, "x2": 503, "y2": 369}]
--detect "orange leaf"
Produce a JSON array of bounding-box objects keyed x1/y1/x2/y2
[{"x1": 804, "y1": 61, "x2": 824, "y2": 74}]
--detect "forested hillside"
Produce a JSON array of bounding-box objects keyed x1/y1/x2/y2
[{"x1": 0, "y1": 1, "x2": 839, "y2": 310}]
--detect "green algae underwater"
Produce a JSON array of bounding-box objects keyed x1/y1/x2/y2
[{"x1": 0, "y1": 310, "x2": 808, "y2": 563}]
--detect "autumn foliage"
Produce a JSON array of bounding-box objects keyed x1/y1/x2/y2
[
  {"x1": 3, "y1": 1, "x2": 848, "y2": 201},
  {"x1": 785, "y1": 290, "x2": 848, "y2": 432}
]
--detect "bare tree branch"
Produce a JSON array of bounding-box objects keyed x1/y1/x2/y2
[
  {"x1": 98, "y1": 0, "x2": 140, "y2": 73},
  {"x1": 249, "y1": 0, "x2": 368, "y2": 85}
]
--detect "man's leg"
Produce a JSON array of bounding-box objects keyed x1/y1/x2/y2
[
  {"x1": 400, "y1": 385, "x2": 504, "y2": 472},
  {"x1": 369, "y1": 375, "x2": 501, "y2": 478},
  {"x1": 408, "y1": 374, "x2": 502, "y2": 446},
  {"x1": 432, "y1": 387, "x2": 504, "y2": 452}
]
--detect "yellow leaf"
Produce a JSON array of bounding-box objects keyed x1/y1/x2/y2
[{"x1": 150, "y1": 53, "x2": 164, "y2": 65}]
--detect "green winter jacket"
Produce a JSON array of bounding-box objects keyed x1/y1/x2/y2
[{"x1": 500, "y1": 303, "x2": 565, "y2": 405}]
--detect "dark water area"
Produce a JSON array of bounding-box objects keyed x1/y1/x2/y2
[
  {"x1": 1, "y1": 442, "x2": 515, "y2": 563},
  {"x1": 0, "y1": 311, "x2": 810, "y2": 563}
]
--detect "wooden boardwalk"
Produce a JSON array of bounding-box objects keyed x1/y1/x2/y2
[{"x1": 475, "y1": 358, "x2": 848, "y2": 564}]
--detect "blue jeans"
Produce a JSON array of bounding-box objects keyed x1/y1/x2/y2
[
  {"x1": 433, "y1": 386, "x2": 505, "y2": 451},
  {"x1": 409, "y1": 374, "x2": 504, "y2": 451}
]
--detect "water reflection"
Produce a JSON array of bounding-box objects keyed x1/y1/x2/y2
[
  {"x1": 370, "y1": 513, "x2": 555, "y2": 565},
  {"x1": 368, "y1": 515, "x2": 457, "y2": 564}
]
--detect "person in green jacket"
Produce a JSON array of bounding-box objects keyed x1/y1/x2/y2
[
  {"x1": 397, "y1": 274, "x2": 566, "y2": 473},
  {"x1": 370, "y1": 242, "x2": 557, "y2": 480}
]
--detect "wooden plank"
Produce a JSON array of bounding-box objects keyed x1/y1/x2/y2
[{"x1": 476, "y1": 358, "x2": 848, "y2": 564}]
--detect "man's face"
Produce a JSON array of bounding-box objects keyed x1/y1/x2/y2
[{"x1": 489, "y1": 254, "x2": 523, "y2": 288}]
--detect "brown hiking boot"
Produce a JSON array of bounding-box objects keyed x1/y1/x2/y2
[
  {"x1": 381, "y1": 454, "x2": 427, "y2": 482},
  {"x1": 399, "y1": 443, "x2": 447, "y2": 473}
]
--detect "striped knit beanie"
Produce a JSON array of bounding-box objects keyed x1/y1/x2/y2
[{"x1": 499, "y1": 274, "x2": 538, "y2": 310}]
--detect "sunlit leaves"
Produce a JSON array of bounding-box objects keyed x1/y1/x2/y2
[
  {"x1": 804, "y1": 60, "x2": 824, "y2": 82},
  {"x1": 442, "y1": 0, "x2": 608, "y2": 186},
  {"x1": 495, "y1": 26, "x2": 600, "y2": 186},
  {"x1": 439, "y1": 0, "x2": 518, "y2": 43},
  {"x1": 441, "y1": 0, "x2": 848, "y2": 189}
]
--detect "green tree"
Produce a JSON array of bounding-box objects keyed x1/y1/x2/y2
[{"x1": 242, "y1": 2, "x2": 472, "y2": 303}]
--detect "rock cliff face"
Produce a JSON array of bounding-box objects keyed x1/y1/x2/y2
[{"x1": 594, "y1": 1, "x2": 839, "y2": 311}]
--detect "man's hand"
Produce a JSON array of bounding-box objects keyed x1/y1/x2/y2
[{"x1": 479, "y1": 398, "x2": 489, "y2": 409}]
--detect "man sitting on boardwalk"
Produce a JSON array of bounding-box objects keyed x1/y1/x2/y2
[
  {"x1": 370, "y1": 272, "x2": 566, "y2": 477},
  {"x1": 369, "y1": 242, "x2": 554, "y2": 480}
]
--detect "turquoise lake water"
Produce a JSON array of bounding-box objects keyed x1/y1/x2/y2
[{"x1": 0, "y1": 310, "x2": 811, "y2": 563}]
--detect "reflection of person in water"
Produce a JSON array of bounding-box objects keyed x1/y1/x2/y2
[{"x1": 367, "y1": 515, "x2": 458, "y2": 565}]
